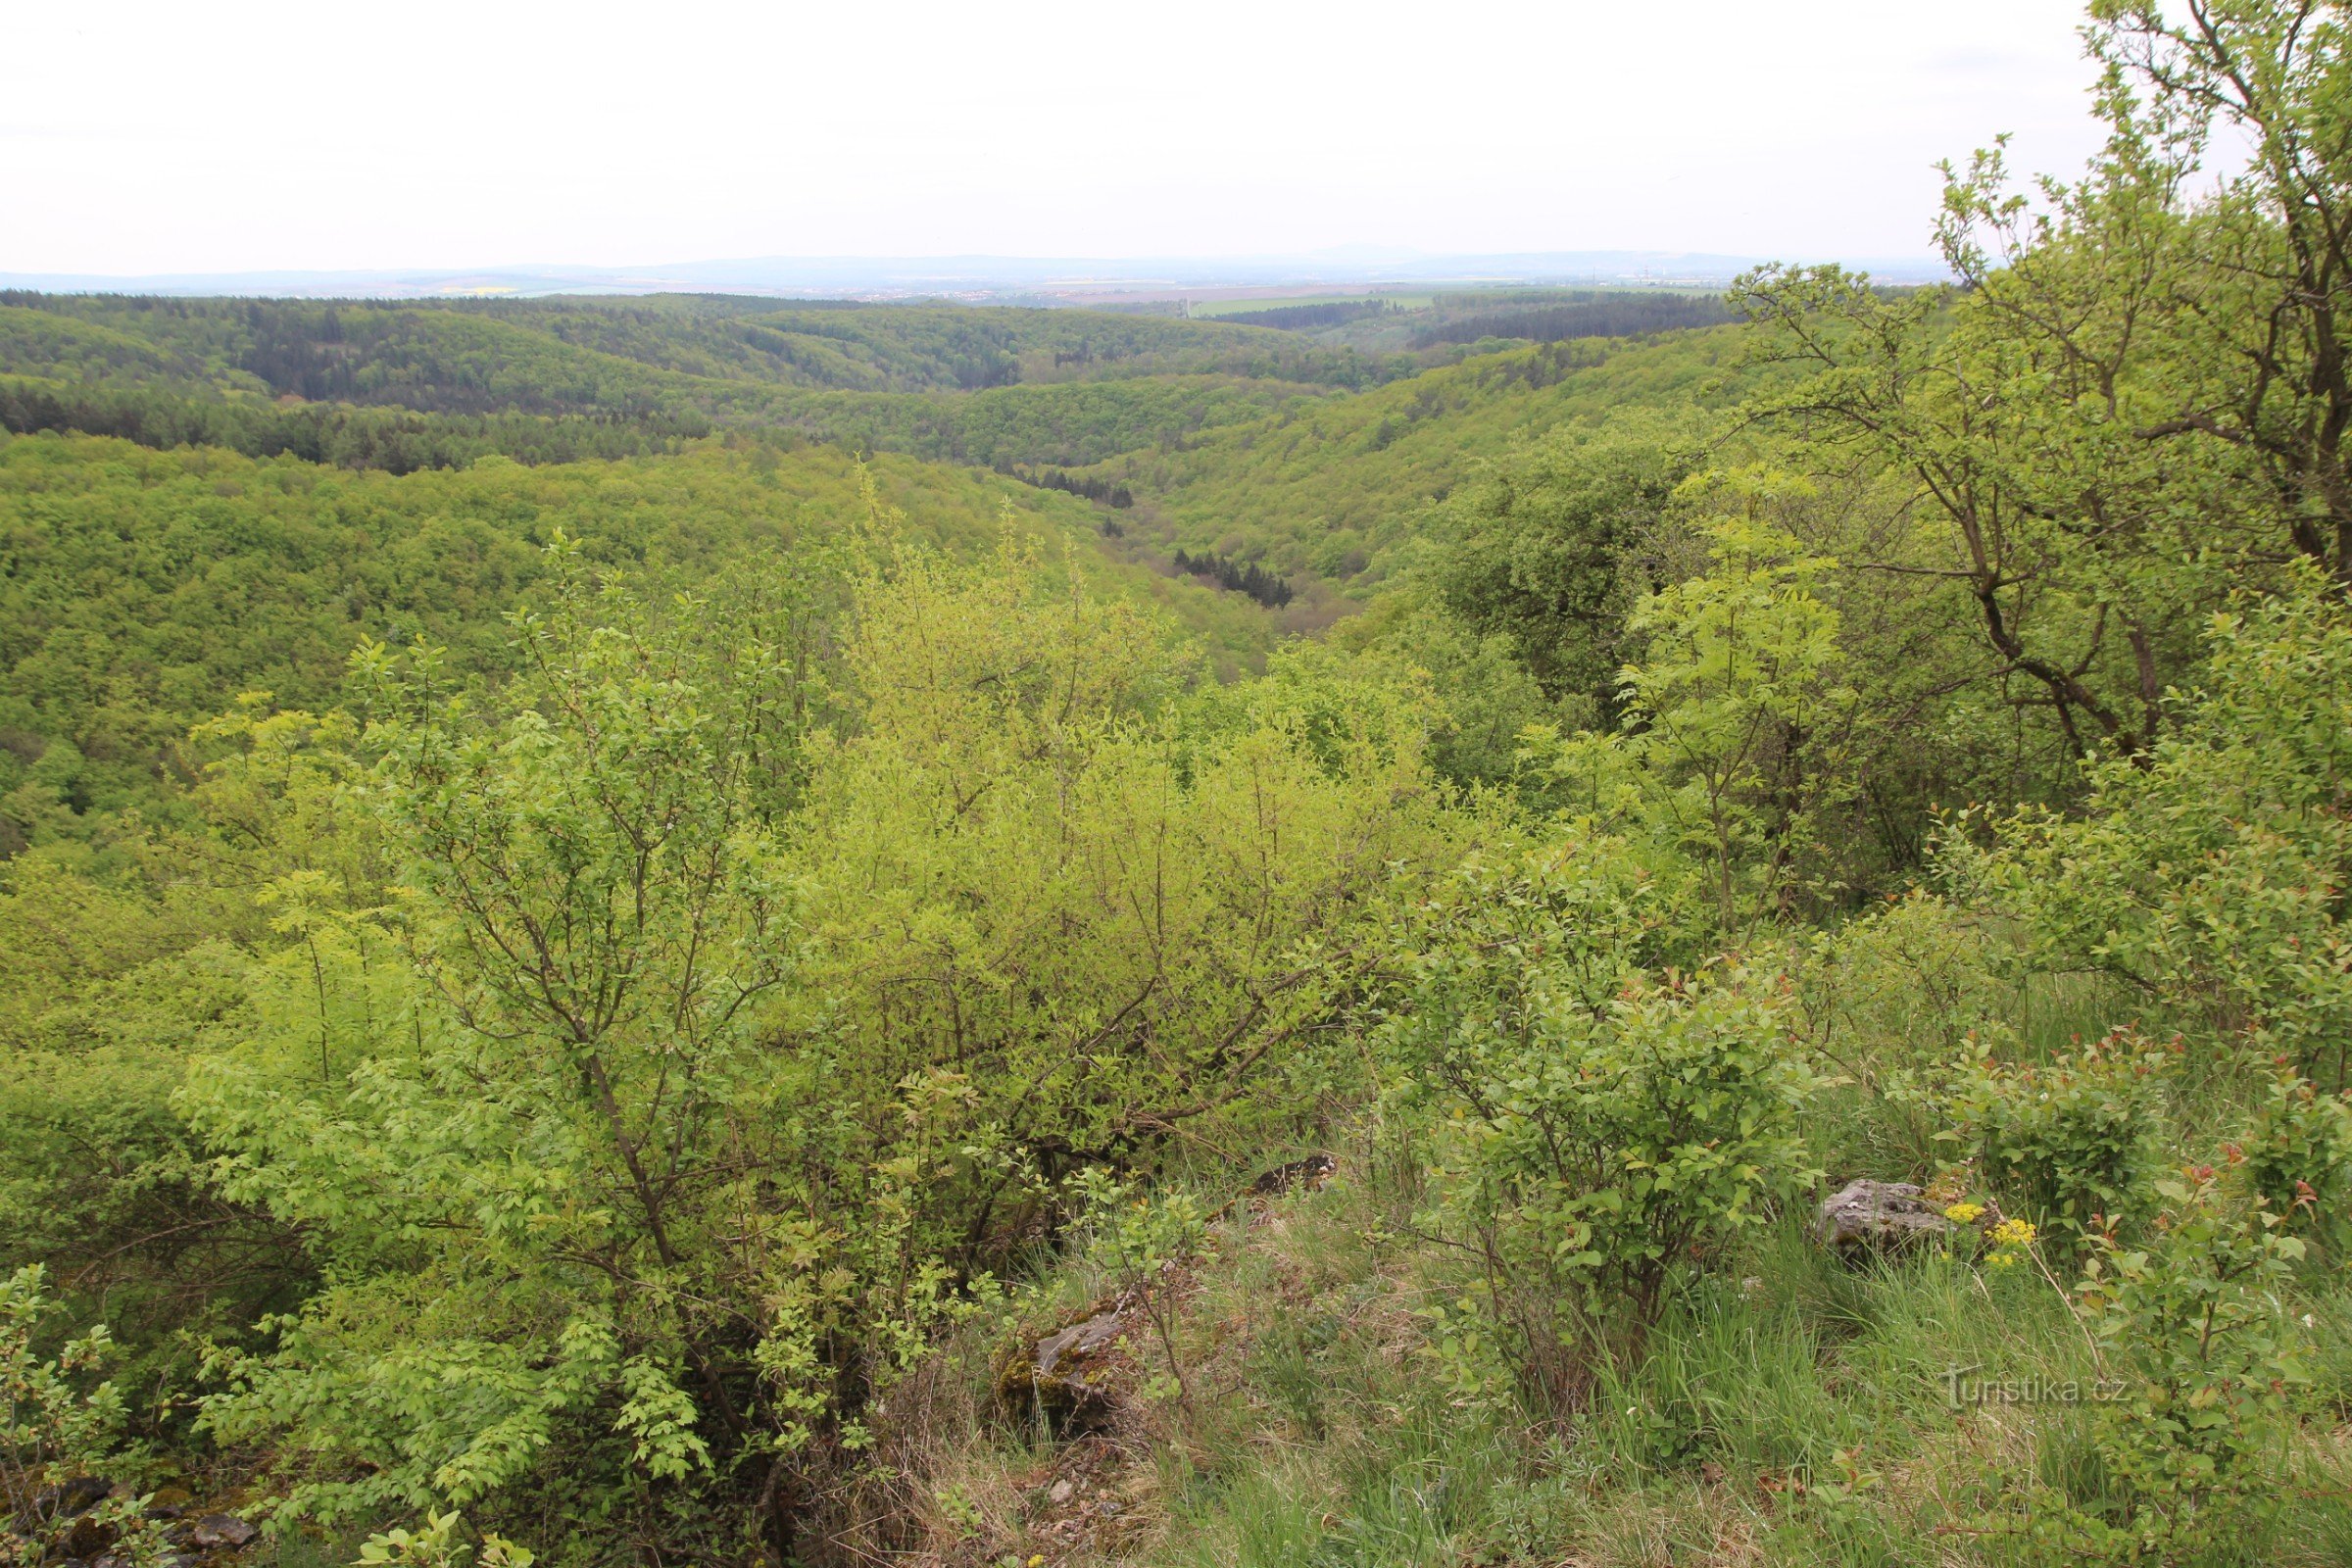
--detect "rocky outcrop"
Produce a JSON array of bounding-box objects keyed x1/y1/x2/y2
[
  {"x1": 1249, "y1": 1152, "x2": 1337, "y2": 1198},
  {"x1": 188, "y1": 1516, "x2": 259, "y2": 1550},
  {"x1": 1816, "y1": 1179, "x2": 1949, "y2": 1251},
  {"x1": 997, "y1": 1154, "x2": 1340, "y2": 1435},
  {"x1": 997, "y1": 1302, "x2": 1131, "y2": 1433},
  {"x1": 12, "y1": 1476, "x2": 259, "y2": 1568}
]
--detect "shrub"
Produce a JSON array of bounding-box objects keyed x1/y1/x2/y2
[
  {"x1": 355, "y1": 1511, "x2": 534, "y2": 1568},
  {"x1": 0, "y1": 1265, "x2": 164, "y2": 1568},
  {"x1": 183, "y1": 536, "x2": 1459, "y2": 1553},
  {"x1": 1944, "y1": 1028, "x2": 2173, "y2": 1249},
  {"x1": 1070, "y1": 1171, "x2": 1207, "y2": 1408},
  {"x1": 1793, "y1": 891, "x2": 2022, "y2": 1175},
  {"x1": 1798, "y1": 892, "x2": 2019, "y2": 1075},
  {"x1": 2041, "y1": 1169, "x2": 2311, "y2": 1562},
  {"x1": 1952, "y1": 577, "x2": 2352, "y2": 1088},
  {"x1": 2241, "y1": 1065, "x2": 2352, "y2": 1252},
  {"x1": 1378, "y1": 845, "x2": 1824, "y2": 1407},
  {"x1": 1527, "y1": 483, "x2": 1861, "y2": 937}
]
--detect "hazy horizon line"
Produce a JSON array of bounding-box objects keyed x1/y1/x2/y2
[{"x1": 0, "y1": 246, "x2": 1952, "y2": 302}]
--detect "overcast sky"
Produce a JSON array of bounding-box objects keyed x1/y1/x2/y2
[{"x1": 5, "y1": 0, "x2": 2115, "y2": 275}]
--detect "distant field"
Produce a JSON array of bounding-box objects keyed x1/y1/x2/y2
[
  {"x1": 1190, "y1": 284, "x2": 1727, "y2": 319},
  {"x1": 1189, "y1": 293, "x2": 1432, "y2": 318}
]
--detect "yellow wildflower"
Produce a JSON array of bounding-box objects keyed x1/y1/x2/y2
[
  {"x1": 1943, "y1": 1201, "x2": 1985, "y2": 1225},
  {"x1": 1988, "y1": 1217, "x2": 2036, "y2": 1249},
  {"x1": 1984, "y1": 1216, "x2": 2037, "y2": 1268}
]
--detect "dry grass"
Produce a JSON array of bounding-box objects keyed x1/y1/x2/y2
[{"x1": 815, "y1": 1126, "x2": 2352, "y2": 1567}]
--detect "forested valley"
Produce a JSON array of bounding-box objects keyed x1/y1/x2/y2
[{"x1": 6, "y1": 7, "x2": 2352, "y2": 1566}]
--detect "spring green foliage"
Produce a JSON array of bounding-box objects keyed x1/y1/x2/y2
[
  {"x1": 1580, "y1": 489, "x2": 1855, "y2": 931},
  {"x1": 0, "y1": 1266, "x2": 164, "y2": 1568},
  {"x1": 162, "y1": 534, "x2": 1455, "y2": 1553},
  {"x1": 0, "y1": 366, "x2": 1325, "y2": 479},
  {"x1": 1951, "y1": 579, "x2": 2352, "y2": 1089},
  {"x1": 2243, "y1": 1067, "x2": 2352, "y2": 1250},
  {"x1": 1944, "y1": 1030, "x2": 2176, "y2": 1247},
  {"x1": 1379, "y1": 846, "x2": 1823, "y2": 1403},
  {"x1": 1245, "y1": 286, "x2": 1728, "y2": 357},
  {"x1": 2054, "y1": 1169, "x2": 2313, "y2": 1562},
  {"x1": 0, "y1": 705, "x2": 340, "y2": 1398},
  {"x1": 188, "y1": 564, "x2": 824, "y2": 1526},
  {"x1": 1086, "y1": 327, "x2": 1755, "y2": 596},
  {"x1": 1418, "y1": 413, "x2": 1699, "y2": 716},
  {"x1": 354, "y1": 1510, "x2": 534, "y2": 1568},
  {"x1": 0, "y1": 434, "x2": 1274, "y2": 849},
  {"x1": 777, "y1": 374, "x2": 1330, "y2": 471},
  {"x1": 8, "y1": 4, "x2": 2352, "y2": 1560},
  {"x1": 780, "y1": 543, "x2": 1455, "y2": 1268},
  {"x1": 1399, "y1": 291, "x2": 1735, "y2": 350},
  {"x1": 1071, "y1": 1172, "x2": 1208, "y2": 1406},
  {"x1": 0, "y1": 376, "x2": 715, "y2": 471},
  {"x1": 0, "y1": 295, "x2": 1383, "y2": 405}
]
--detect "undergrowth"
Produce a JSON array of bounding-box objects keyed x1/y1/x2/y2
[{"x1": 852, "y1": 1046, "x2": 2352, "y2": 1568}]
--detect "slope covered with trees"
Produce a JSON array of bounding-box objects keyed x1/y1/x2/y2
[
  {"x1": 5, "y1": 7, "x2": 2352, "y2": 1564},
  {"x1": 0, "y1": 434, "x2": 1273, "y2": 854},
  {"x1": 0, "y1": 294, "x2": 1390, "y2": 403},
  {"x1": 1082, "y1": 326, "x2": 1759, "y2": 605}
]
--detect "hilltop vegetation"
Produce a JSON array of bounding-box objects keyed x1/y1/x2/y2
[
  {"x1": 0, "y1": 435, "x2": 1273, "y2": 852},
  {"x1": 0, "y1": 285, "x2": 1779, "y2": 645},
  {"x1": 1087, "y1": 326, "x2": 1757, "y2": 603},
  {"x1": 4, "y1": 7, "x2": 2352, "y2": 1565},
  {"x1": 0, "y1": 292, "x2": 1388, "y2": 404},
  {"x1": 0, "y1": 288, "x2": 1771, "y2": 626}
]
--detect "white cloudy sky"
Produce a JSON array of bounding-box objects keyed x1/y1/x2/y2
[{"x1": 5, "y1": 0, "x2": 2113, "y2": 274}]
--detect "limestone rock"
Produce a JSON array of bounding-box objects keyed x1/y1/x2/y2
[
  {"x1": 191, "y1": 1515, "x2": 259, "y2": 1550},
  {"x1": 997, "y1": 1305, "x2": 1129, "y2": 1432},
  {"x1": 1816, "y1": 1180, "x2": 1948, "y2": 1251},
  {"x1": 1249, "y1": 1152, "x2": 1337, "y2": 1198}
]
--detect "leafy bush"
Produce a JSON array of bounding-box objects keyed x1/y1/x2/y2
[
  {"x1": 2043, "y1": 1170, "x2": 2312, "y2": 1562},
  {"x1": 1798, "y1": 892, "x2": 2018, "y2": 1076},
  {"x1": 1525, "y1": 479, "x2": 1860, "y2": 936},
  {"x1": 354, "y1": 1511, "x2": 534, "y2": 1568},
  {"x1": 1071, "y1": 1171, "x2": 1207, "y2": 1407},
  {"x1": 1422, "y1": 414, "x2": 1697, "y2": 715},
  {"x1": 1791, "y1": 892, "x2": 2026, "y2": 1176},
  {"x1": 179, "y1": 532, "x2": 1459, "y2": 1553},
  {"x1": 790, "y1": 544, "x2": 1452, "y2": 1233},
  {"x1": 1378, "y1": 845, "x2": 1824, "y2": 1406},
  {"x1": 0, "y1": 1266, "x2": 164, "y2": 1568},
  {"x1": 1953, "y1": 578, "x2": 2352, "y2": 1087},
  {"x1": 1944, "y1": 1029, "x2": 2174, "y2": 1248},
  {"x1": 2241, "y1": 1066, "x2": 2352, "y2": 1252},
  {"x1": 187, "y1": 549, "x2": 849, "y2": 1542}
]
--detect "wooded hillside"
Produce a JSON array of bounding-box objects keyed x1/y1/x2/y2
[{"x1": 5, "y1": 9, "x2": 2352, "y2": 1564}]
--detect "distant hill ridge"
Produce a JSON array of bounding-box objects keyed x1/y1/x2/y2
[{"x1": 0, "y1": 248, "x2": 1951, "y2": 300}]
